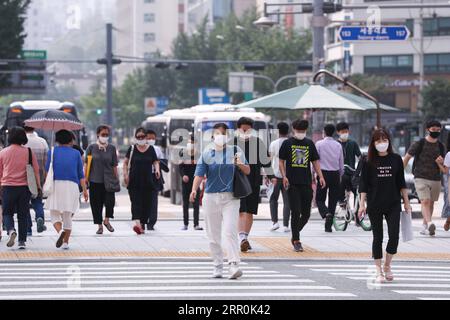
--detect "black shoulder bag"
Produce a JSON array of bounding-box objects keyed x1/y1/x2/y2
[{"x1": 232, "y1": 145, "x2": 252, "y2": 199}]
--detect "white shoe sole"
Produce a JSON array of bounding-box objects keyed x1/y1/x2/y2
[{"x1": 229, "y1": 270, "x2": 243, "y2": 280}]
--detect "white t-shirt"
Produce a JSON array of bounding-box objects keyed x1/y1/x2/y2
[
  {"x1": 269, "y1": 137, "x2": 288, "y2": 178},
  {"x1": 152, "y1": 145, "x2": 164, "y2": 173},
  {"x1": 444, "y1": 152, "x2": 450, "y2": 168}
]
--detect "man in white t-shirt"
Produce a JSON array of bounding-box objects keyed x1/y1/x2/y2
[
  {"x1": 268, "y1": 122, "x2": 291, "y2": 232},
  {"x1": 24, "y1": 126, "x2": 49, "y2": 235}
]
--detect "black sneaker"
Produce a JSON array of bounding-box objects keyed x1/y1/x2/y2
[
  {"x1": 194, "y1": 225, "x2": 203, "y2": 231},
  {"x1": 325, "y1": 214, "x2": 333, "y2": 232},
  {"x1": 240, "y1": 239, "x2": 250, "y2": 252},
  {"x1": 292, "y1": 241, "x2": 304, "y2": 252},
  {"x1": 18, "y1": 241, "x2": 26, "y2": 250},
  {"x1": 7, "y1": 231, "x2": 17, "y2": 248},
  {"x1": 56, "y1": 231, "x2": 66, "y2": 248},
  {"x1": 37, "y1": 217, "x2": 45, "y2": 233}
]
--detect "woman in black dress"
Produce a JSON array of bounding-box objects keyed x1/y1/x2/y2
[{"x1": 123, "y1": 128, "x2": 160, "y2": 235}]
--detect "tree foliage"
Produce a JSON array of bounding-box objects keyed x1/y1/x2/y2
[{"x1": 422, "y1": 78, "x2": 450, "y2": 121}]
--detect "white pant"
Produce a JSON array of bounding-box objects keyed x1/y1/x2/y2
[
  {"x1": 50, "y1": 210, "x2": 73, "y2": 230},
  {"x1": 202, "y1": 192, "x2": 240, "y2": 266}
]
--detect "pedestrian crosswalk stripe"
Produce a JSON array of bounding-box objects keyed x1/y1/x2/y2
[
  {"x1": 0, "y1": 271, "x2": 283, "y2": 276},
  {"x1": 0, "y1": 261, "x2": 233, "y2": 267},
  {"x1": 365, "y1": 283, "x2": 450, "y2": 289},
  {"x1": 418, "y1": 298, "x2": 450, "y2": 300},
  {"x1": 0, "y1": 285, "x2": 336, "y2": 293},
  {"x1": 0, "y1": 266, "x2": 262, "y2": 271},
  {"x1": 312, "y1": 268, "x2": 450, "y2": 274},
  {"x1": 0, "y1": 276, "x2": 315, "y2": 281},
  {"x1": 393, "y1": 290, "x2": 450, "y2": 295},
  {"x1": 329, "y1": 272, "x2": 450, "y2": 278},
  {"x1": 348, "y1": 277, "x2": 450, "y2": 282},
  {"x1": 0, "y1": 292, "x2": 356, "y2": 299},
  {"x1": 294, "y1": 264, "x2": 450, "y2": 270}
]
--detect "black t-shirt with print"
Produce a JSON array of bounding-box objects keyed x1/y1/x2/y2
[
  {"x1": 125, "y1": 145, "x2": 158, "y2": 189},
  {"x1": 359, "y1": 153, "x2": 406, "y2": 212},
  {"x1": 279, "y1": 137, "x2": 320, "y2": 186}
]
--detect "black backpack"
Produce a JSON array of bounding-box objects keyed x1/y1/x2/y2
[{"x1": 411, "y1": 138, "x2": 445, "y2": 175}]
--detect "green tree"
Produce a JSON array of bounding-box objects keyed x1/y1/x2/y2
[
  {"x1": 0, "y1": 0, "x2": 31, "y2": 88},
  {"x1": 347, "y1": 73, "x2": 389, "y2": 97},
  {"x1": 422, "y1": 78, "x2": 450, "y2": 121}
]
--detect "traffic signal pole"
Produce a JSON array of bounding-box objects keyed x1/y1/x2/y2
[{"x1": 106, "y1": 23, "x2": 113, "y2": 128}]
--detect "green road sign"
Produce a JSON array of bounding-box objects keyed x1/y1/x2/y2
[{"x1": 20, "y1": 50, "x2": 47, "y2": 60}]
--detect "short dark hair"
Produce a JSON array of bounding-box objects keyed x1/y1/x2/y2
[
  {"x1": 336, "y1": 122, "x2": 349, "y2": 132},
  {"x1": 135, "y1": 127, "x2": 146, "y2": 137},
  {"x1": 237, "y1": 117, "x2": 254, "y2": 128},
  {"x1": 292, "y1": 119, "x2": 309, "y2": 131},
  {"x1": 8, "y1": 127, "x2": 28, "y2": 145},
  {"x1": 23, "y1": 125, "x2": 35, "y2": 133},
  {"x1": 426, "y1": 120, "x2": 442, "y2": 129},
  {"x1": 277, "y1": 122, "x2": 289, "y2": 136},
  {"x1": 146, "y1": 129, "x2": 156, "y2": 137},
  {"x1": 96, "y1": 125, "x2": 110, "y2": 135},
  {"x1": 324, "y1": 124, "x2": 335, "y2": 137},
  {"x1": 55, "y1": 130, "x2": 73, "y2": 145},
  {"x1": 213, "y1": 122, "x2": 229, "y2": 131}
]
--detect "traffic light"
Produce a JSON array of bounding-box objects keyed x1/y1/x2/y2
[{"x1": 301, "y1": 2, "x2": 343, "y2": 14}]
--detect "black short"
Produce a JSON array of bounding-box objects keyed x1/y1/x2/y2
[{"x1": 240, "y1": 186, "x2": 261, "y2": 215}]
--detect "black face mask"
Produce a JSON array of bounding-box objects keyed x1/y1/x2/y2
[{"x1": 429, "y1": 131, "x2": 441, "y2": 139}]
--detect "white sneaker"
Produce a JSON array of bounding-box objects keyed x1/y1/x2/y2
[
  {"x1": 428, "y1": 222, "x2": 436, "y2": 236},
  {"x1": 420, "y1": 225, "x2": 429, "y2": 235},
  {"x1": 61, "y1": 243, "x2": 69, "y2": 250},
  {"x1": 212, "y1": 265, "x2": 223, "y2": 278},
  {"x1": 270, "y1": 223, "x2": 280, "y2": 231},
  {"x1": 229, "y1": 262, "x2": 243, "y2": 280},
  {"x1": 283, "y1": 226, "x2": 291, "y2": 233}
]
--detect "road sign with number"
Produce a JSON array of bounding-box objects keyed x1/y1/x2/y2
[{"x1": 338, "y1": 26, "x2": 410, "y2": 41}]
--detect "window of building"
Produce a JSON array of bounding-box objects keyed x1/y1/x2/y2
[
  {"x1": 423, "y1": 17, "x2": 450, "y2": 36},
  {"x1": 327, "y1": 27, "x2": 336, "y2": 44},
  {"x1": 425, "y1": 53, "x2": 450, "y2": 73},
  {"x1": 364, "y1": 55, "x2": 413, "y2": 74},
  {"x1": 144, "y1": 33, "x2": 155, "y2": 42},
  {"x1": 144, "y1": 0, "x2": 155, "y2": 3},
  {"x1": 405, "y1": 19, "x2": 414, "y2": 37},
  {"x1": 144, "y1": 13, "x2": 155, "y2": 23}
]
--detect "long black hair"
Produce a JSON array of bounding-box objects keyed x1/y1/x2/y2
[{"x1": 368, "y1": 129, "x2": 394, "y2": 165}]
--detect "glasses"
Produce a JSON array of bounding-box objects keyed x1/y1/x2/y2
[{"x1": 136, "y1": 135, "x2": 146, "y2": 140}]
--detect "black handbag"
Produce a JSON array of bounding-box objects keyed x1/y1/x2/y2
[
  {"x1": 104, "y1": 170, "x2": 121, "y2": 193},
  {"x1": 232, "y1": 146, "x2": 252, "y2": 199}
]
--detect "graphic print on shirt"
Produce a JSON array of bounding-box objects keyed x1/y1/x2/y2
[
  {"x1": 291, "y1": 145, "x2": 309, "y2": 168},
  {"x1": 377, "y1": 166, "x2": 392, "y2": 178}
]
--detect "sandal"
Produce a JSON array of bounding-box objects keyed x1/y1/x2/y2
[
  {"x1": 375, "y1": 272, "x2": 385, "y2": 283},
  {"x1": 103, "y1": 222, "x2": 115, "y2": 233},
  {"x1": 444, "y1": 219, "x2": 450, "y2": 231},
  {"x1": 383, "y1": 266, "x2": 394, "y2": 282}
]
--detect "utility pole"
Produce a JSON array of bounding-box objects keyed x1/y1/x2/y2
[
  {"x1": 106, "y1": 23, "x2": 113, "y2": 128},
  {"x1": 418, "y1": 0, "x2": 425, "y2": 115}
]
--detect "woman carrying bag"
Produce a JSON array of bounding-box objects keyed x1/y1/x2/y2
[
  {"x1": 358, "y1": 129, "x2": 411, "y2": 283},
  {"x1": 123, "y1": 128, "x2": 161, "y2": 235},
  {"x1": 85, "y1": 125, "x2": 119, "y2": 235},
  {"x1": 45, "y1": 130, "x2": 88, "y2": 250},
  {"x1": 190, "y1": 123, "x2": 250, "y2": 280}
]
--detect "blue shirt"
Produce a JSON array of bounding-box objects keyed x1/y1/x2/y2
[
  {"x1": 46, "y1": 146, "x2": 84, "y2": 185},
  {"x1": 195, "y1": 145, "x2": 247, "y2": 193}
]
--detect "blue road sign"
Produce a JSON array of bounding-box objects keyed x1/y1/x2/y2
[
  {"x1": 198, "y1": 88, "x2": 230, "y2": 105},
  {"x1": 156, "y1": 96, "x2": 169, "y2": 114},
  {"x1": 338, "y1": 25, "x2": 410, "y2": 41}
]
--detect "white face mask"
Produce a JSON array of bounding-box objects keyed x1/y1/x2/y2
[
  {"x1": 213, "y1": 134, "x2": 227, "y2": 147},
  {"x1": 136, "y1": 139, "x2": 147, "y2": 146},
  {"x1": 339, "y1": 133, "x2": 349, "y2": 141},
  {"x1": 98, "y1": 136, "x2": 109, "y2": 144},
  {"x1": 294, "y1": 132, "x2": 306, "y2": 140},
  {"x1": 238, "y1": 129, "x2": 252, "y2": 140},
  {"x1": 375, "y1": 142, "x2": 389, "y2": 153},
  {"x1": 148, "y1": 139, "x2": 156, "y2": 146}
]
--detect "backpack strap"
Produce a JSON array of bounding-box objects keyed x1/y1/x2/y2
[
  {"x1": 28, "y1": 148, "x2": 32, "y2": 165},
  {"x1": 412, "y1": 138, "x2": 426, "y2": 174}
]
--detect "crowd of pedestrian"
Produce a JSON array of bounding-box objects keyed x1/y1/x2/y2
[{"x1": 1, "y1": 117, "x2": 449, "y2": 283}]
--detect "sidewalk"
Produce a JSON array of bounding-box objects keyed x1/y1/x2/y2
[{"x1": 1, "y1": 217, "x2": 450, "y2": 261}]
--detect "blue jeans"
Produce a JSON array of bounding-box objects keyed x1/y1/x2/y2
[
  {"x1": 27, "y1": 197, "x2": 45, "y2": 233},
  {"x1": 442, "y1": 174, "x2": 450, "y2": 218},
  {"x1": 2, "y1": 186, "x2": 32, "y2": 242}
]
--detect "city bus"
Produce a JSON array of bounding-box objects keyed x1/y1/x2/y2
[{"x1": 0, "y1": 100, "x2": 88, "y2": 148}]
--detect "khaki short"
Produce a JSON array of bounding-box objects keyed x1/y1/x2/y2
[{"x1": 414, "y1": 178, "x2": 441, "y2": 202}]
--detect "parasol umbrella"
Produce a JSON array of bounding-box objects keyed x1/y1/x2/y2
[
  {"x1": 236, "y1": 83, "x2": 398, "y2": 112},
  {"x1": 24, "y1": 109, "x2": 84, "y2": 131}
]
